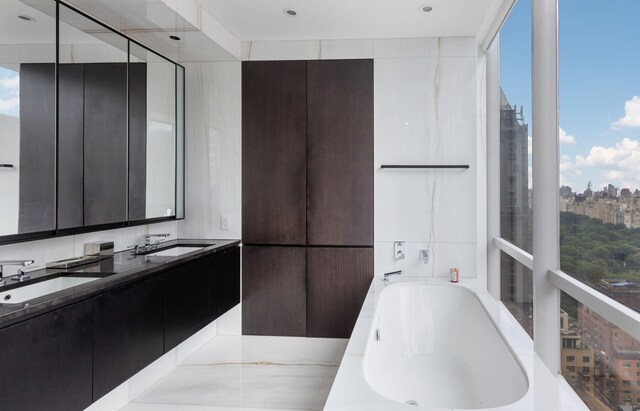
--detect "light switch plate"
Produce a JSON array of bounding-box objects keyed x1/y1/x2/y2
[{"x1": 221, "y1": 216, "x2": 231, "y2": 231}]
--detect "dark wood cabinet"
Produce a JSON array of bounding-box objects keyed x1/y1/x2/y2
[
  {"x1": 242, "y1": 61, "x2": 307, "y2": 245},
  {"x1": 164, "y1": 256, "x2": 213, "y2": 351},
  {"x1": 242, "y1": 246, "x2": 306, "y2": 336},
  {"x1": 83, "y1": 63, "x2": 128, "y2": 226},
  {"x1": 211, "y1": 246, "x2": 241, "y2": 320},
  {"x1": 241, "y1": 60, "x2": 374, "y2": 338},
  {"x1": 307, "y1": 60, "x2": 374, "y2": 246},
  {"x1": 58, "y1": 64, "x2": 86, "y2": 229},
  {"x1": 92, "y1": 273, "x2": 164, "y2": 400},
  {"x1": 0, "y1": 300, "x2": 93, "y2": 411},
  {"x1": 307, "y1": 247, "x2": 373, "y2": 338},
  {"x1": 18, "y1": 63, "x2": 56, "y2": 234}
]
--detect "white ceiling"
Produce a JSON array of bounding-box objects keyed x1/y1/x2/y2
[{"x1": 197, "y1": 0, "x2": 500, "y2": 41}]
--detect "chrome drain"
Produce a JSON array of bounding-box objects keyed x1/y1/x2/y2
[{"x1": 406, "y1": 400, "x2": 418, "y2": 406}]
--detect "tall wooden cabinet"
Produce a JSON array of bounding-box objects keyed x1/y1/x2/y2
[{"x1": 242, "y1": 59, "x2": 374, "y2": 339}]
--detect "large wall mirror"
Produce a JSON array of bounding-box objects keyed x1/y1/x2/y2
[
  {"x1": 0, "y1": 0, "x2": 57, "y2": 237},
  {"x1": 0, "y1": 0, "x2": 185, "y2": 244}
]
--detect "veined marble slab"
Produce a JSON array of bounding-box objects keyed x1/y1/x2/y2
[{"x1": 125, "y1": 336, "x2": 347, "y2": 411}]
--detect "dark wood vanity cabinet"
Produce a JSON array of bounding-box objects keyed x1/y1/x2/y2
[
  {"x1": 211, "y1": 246, "x2": 241, "y2": 319},
  {"x1": 164, "y1": 255, "x2": 215, "y2": 351},
  {"x1": 0, "y1": 300, "x2": 93, "y2": 411},
  {"x1": 0, "y1": 245, "x2": 240, "y2": 411},
  {"x1": 242, "y1": 60, "x2": 374, "y2": 338},
  {"x1": 92, "y1": 273, "x2": 164, "y2": 400}
]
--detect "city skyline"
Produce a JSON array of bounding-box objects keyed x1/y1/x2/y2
[{"x1": 501, "y1": 0, "x2": 640, "y2": 192}]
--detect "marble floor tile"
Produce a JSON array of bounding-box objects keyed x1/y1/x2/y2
[
  {"x1": 182, "y1": 335, "x2": 347, "y2": 366},
  {"x1": 123, "y1": 336, "x2": 348, "y2": 411}
]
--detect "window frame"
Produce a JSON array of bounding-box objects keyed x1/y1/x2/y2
[{"x1": 486, "y1": 0, "x2": 640, "y2": 378}]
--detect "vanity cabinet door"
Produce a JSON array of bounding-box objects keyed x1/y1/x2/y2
[
  {"x1": 164, "y1": 256, "x2": 212, "y2": 351},
  {"x1": 242, "y1": 246, "x2": 306, "y2": 336},
  {"x1": 92, "y1": 273, "x2": 164, "y2": 401},
  {"x1": 0, "y1": 300, "x2": 93, "y2": 411},
  {"x1": 211, "y1": 246, "x2": 241, "y2": 320},
  {"x1": 307, "y1": 247, "x2": 373, "y2": 338}
]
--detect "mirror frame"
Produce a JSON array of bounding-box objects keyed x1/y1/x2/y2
[{"x1": 0, "y1": 0, "x2": 185, "y2": 246}]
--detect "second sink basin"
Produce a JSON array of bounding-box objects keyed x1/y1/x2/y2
[
  {"x1": 146, "y1": 246, "x2": 204, "y2": 257},
  {"x1": 0, "y1": 276, "x2": 100, "y2": 304}
]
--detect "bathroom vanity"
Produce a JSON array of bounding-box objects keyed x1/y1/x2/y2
[{"x1": 0, "y1": 240, "x2": 240, "y2": 411}]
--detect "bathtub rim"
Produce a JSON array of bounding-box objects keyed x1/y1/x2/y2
[{"x1": 362, "y1": 281, "x2": 530, "y2": 409}]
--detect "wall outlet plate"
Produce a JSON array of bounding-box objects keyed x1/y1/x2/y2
[{"x1": 394, "y1": 241, "x2": 405, "y2": 260}]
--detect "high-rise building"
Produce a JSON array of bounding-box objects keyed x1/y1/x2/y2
[{"x1": 499, "y1": 89, "x2": 532, "y2": 336}]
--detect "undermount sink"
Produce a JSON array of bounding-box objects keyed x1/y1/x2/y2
[
  {"x1": 146, "y1": 246, "x2": 204, "y2": 257},
  {"x1": 0, "y1": 276, "x2": 100, "y2": 304}
]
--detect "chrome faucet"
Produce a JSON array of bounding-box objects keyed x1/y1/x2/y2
[
  {"x1": 144, "y1": 233, "x2": 170, "y2": 247},
  {"x1": 383, "y1": 270, "x2": 402, "y2": 282},
  {"x1": 0, "y1": 260, "x2": 36, "y2": 285}
]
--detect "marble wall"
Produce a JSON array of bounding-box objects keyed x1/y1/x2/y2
[{"x1": 242, "y1": 37, "x2": 483, "y2": 279}]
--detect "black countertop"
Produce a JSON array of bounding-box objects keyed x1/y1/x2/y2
[{"x1": 0, "y1": 239, "x2": 241, "y2": 329}]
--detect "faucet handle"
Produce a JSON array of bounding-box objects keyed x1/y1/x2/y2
[{"x1": 419, "y1": 249, "x2": 430, "y2": 264}]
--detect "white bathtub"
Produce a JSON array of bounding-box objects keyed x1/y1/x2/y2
[
  {"x1": 325, "y1": 277, "x2": 588, "y2": 411},
  {"x1": 363, "y1": 283, "x2": 528, "y2": 409}
]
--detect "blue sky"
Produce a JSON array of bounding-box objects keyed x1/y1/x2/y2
[
  {"x1": 0, "y1": 67, "x2": 20, "y2": 117},
  {"x1": 500, "y1": 0, "x2": 640, "y2": 192}
]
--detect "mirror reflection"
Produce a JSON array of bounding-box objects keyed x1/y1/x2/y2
[
  {"x1": 58, "y1": 3, "x2": 130, "y2": 228},
  {"x1": 0, "y1": 0, "x2": 183, "y2": 243},
  {"x1": 129, "y1": 43, "x2": 177, "y2": 221},
  {"x1": 0, "y1": 0, "x2": 56, "y2": 236}
]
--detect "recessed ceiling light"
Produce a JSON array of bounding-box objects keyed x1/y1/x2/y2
[
  {"x1": 420, "y1": 5, "x2": 433, "y2": 13},
  {"x1": 17, "y1": 14, "x2": 36, "y2": 22},
  {"x1": 284, "y1": 9, "x2": 297, "y2": 17},
  {"x1": 169, "y1": 35, "x2": 181, "y2": 41}
]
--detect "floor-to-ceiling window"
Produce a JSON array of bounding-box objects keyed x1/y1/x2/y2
[
  {"x1": 558, "y1": 1, "x2": 640, "y2": 408},
  {"x1": 498, "y1": 0, "x2": 534, "y2": 337},
  {"x1": 491, "y1": 1, "x2": 640, "y2": 408}
]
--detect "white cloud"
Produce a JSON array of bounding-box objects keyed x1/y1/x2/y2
[
  {"x1": 560, "y1": 154, "x2": 574, "y2": 172},
  {"x1": 612, "y1": 96, "x2": 640, "y2": 128},
  {"x1": 0, "y1": 74, "x2": 19, "y2": 91},
  {"x1": 578, "y1": 138, "x2": 640, "y2": 169},
  {"x1": 605, "y1": 170, "x2": 623, "y2": 180},
  {"x1": 0, "y1": 96, "x2": 19, "y2": 113},
  {"x1": 559, "y1": 128, "x2": 577, "y2": 144},
  {"x1": 574, "y1": 138, "x2": 640, "y2": 190}
]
